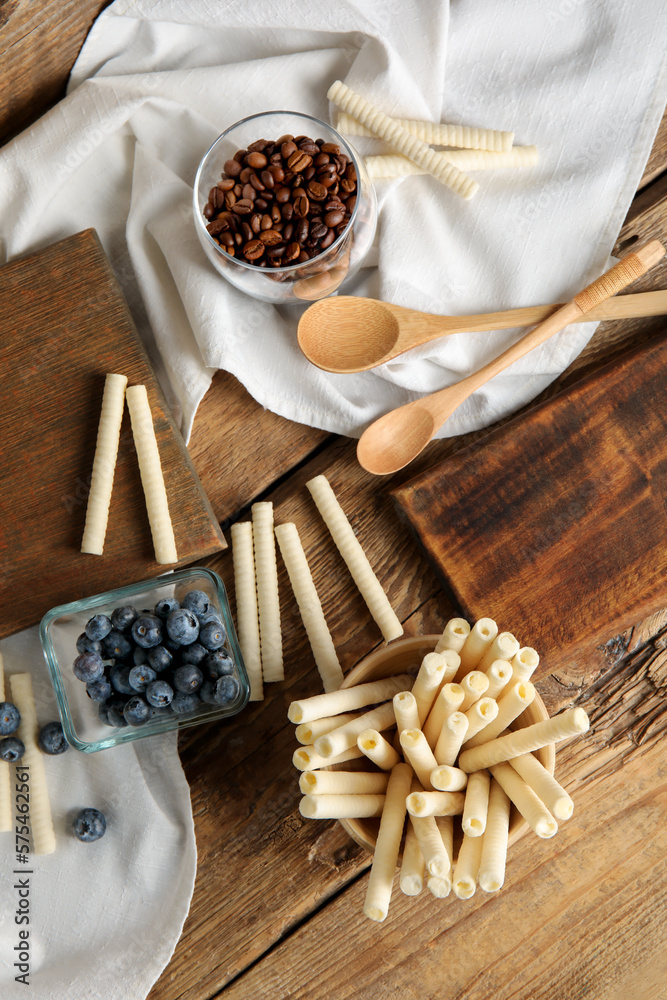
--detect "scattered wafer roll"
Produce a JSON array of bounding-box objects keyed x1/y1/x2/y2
[
  {"x1": 430, "y1": 764, "x2": 468, "y2": 792},
  {"x1": 463, "y1": 680, "x2": 536, "y2": 749},
  {"x1": 295, "y1": 712, "x2": 360, "y2": 745},
  {"x1": 0, "y1": 653, "x2": 11, "y2": 832},
  {"x1": 125, "y1": 384, "x2": 177, "y2": 564},
  {"x1": 422, "y1": 682, "x2": 465, "y2": 749},
  {"x1": 478, "y1": 632, "x2": 520, "y2": 673},
  {"x1": 435, "y1": 618, "x2": 470, "y2": 655},
  {"x1": 427, "y1": 817, "x2": 454, "y2": 896},
  {"x1": 400, "y1": 729, "x2": 439, "y2": 788},
  {"x1": 478, "y1": 779, "x2": 511, "y2": 893},
  {"x1": 230, "y1": 522, "x2": 263, "y2": 701},
  {"x1": 461, "y1": 769, "x2": 491, "y2": 837},
  {"x1": 439, "y1": 649, "x2": 462, "y2": 684},
  {"x1": 337, "y1": 112, "x2": 514, "y2": 150},
  {"x1": 509, "y1": 752, "x2": 574, "y2": 820},
  {"x1": 428, "y1": 873, "x2": 453, "y2": 898},
  {"x1": 434, "y1": 711, "x2": 469, "y2": 766},
  {"x1": 292, "y1": 743, "x2": 364, "y2": 771},
  {"x1": 81, "y1": 372, "x2": 127, "y2": 555},
  {"x1": 458, "y1": 708, "x2": 589, "y2": 773},
  {"x1": 411, "y1": 652, "x2": 448, "y2": 723},
  {"x1": 10, "y1": 673, "x2": 56, "y2": 855},
  {"x1": 458, "y1": 670, "x2": 489, "y2": 712},
  {"x1": 452, "y1": 831, "x2": 484, "y2": 899},
  {"x1": 357, "y1": 729, "x2": 401, "y2": 770},
  {"x1": 327, "y1": 81, "x2": 478, "y2": 199},
  {"x1": 409, "y1": 814, "x2": 451, "y2": 877},
  {"x1": 400, "y1": 823, "x2": 426, "y2": 896},
  {"x1": 512, "y1": 647, "x2": 540, "y2": 682},
  {"x1": 490, "y1": 762, "x2": 558, "y2": 839},
  {"x1": 314, "y1": 700, "x2": 397, "y2": 758},
  {"x1": 275, "y1": 522, "x2": 343, "y2": 692},
  {"x1": 462, "y1": 697, "x2": 499, "y2": 743},
  {"x1": 363, "y1": 763, "x2": 413, "y2": 921},
  {"x1": 456, "y1": 618, "x2": 498, "y2": 678},
  {"x1": 364, "y1": 147, "x2": 537, "y2": 179},
  {"x1": 252, "y1": 502, "x2": 283, "y2": 682},
  {"x1": 306, "y1": 475, "x2": 403, "y2": 641},
  {"x1": 300, "y1": 792, "x2": 386, "y2": 819},
  {"x1": 406, "y1": 789, "x2": 465, "y2": 818},
  {"x1": 485, "y1": 660, "x2": 513, "y2": 699},
  {"x1": 393, "y1": 690, "x2": 420, "y2": 734},
  {"x1": 299, "y1": 769, "x2": 390, "y2": 796},
  {"x1": 288, "y1": 673, "x2": 412, "y2": 724}
]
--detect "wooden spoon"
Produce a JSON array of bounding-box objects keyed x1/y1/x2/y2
[
  {"x1": 356, "y1": 240, "x2": 666, "y2": 476},
  {"x1": 297, "y1": 289, "x2": 667, "y2": 374}
]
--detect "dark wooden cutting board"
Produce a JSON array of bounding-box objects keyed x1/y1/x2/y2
[
  {"x1": 391, "y1": 333, "x2": 667, "y2": 676},
  {"x1": 0, "y1": 229, "x2": 226, "y2": 639}
]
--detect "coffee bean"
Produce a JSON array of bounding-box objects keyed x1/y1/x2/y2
[
  {"x1": 245, "y1": 151, "x2": 266, "y2": 169},
  {"x1": 223, "y1": 159, "x2": 241, "y2": 177},
  {"x1": 281, "y1": 202, "x2": 294, "y2": 221},
  {"x1": 218, "y1": 177, "x2": 235, "y2": 191},
  {"x1": 240, "y1": 167, "x2": 253, "y2": 183},
  {"x1": 307, "y1": 180, "x2": 327, "y2": 201},
  {"x1": 323, "y1": 209, "x2": 344, "y2": 227},
  {"x1": 321, "y1": 142, "x2": 340, "y2": 154},
  {"x1": 320, "y1": 228, "x2": 335, "y2": 249},
  {"x1": 287, "y1": 150, "x2": 313, "y2": 172},
  {"x1": 250, "y1": 213, "x2": 262, "y2": 234},
  {"x1": 243, "y1": 239, "x2": 265, "y2": 260},
  {"x1": 249, "y1": 173, "x2": 265, "y2": 192},
  {"x1": 232, "y1": 198, "x2": 254, "y2": 215},
  {"x1": 294, "y1": 217, "x2": 309, "y2": 243},
  {"x1": 293, "y1": 194, "x2": 309, "y2": 218},
  {"x1": 259, "y1": 230, "x2": 282, "y2": 245},
  {"x1": 260, "y1": 170, "x2": 275, "y2": 189},
  {"x1": 275, "y1": 186, "x2": 291, "y2": 204},
  {"x1": 241, "y1": 221, "x2": 253, "y2": 241},
  {"x1": 242, "y1": 183, "x2": 256, "y2": 201},
  {"x1": 309, "y1": 219, "x2": 327, "y2": 240},
  {"x1": 281, "y1": 140, "x2": 297, "y2": 159},
  {"x1": 254, "y1": 198, "x2": 268, "y2": 211},
  {"x1": 203, "y1": 203, "x2": 215, "y2": 220},
  {"x1": 283, "y1": 242, "x2": 301, "y2": 262}
]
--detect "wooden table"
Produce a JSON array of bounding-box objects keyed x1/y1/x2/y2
[{"x1": 3, "y1": 6, "x2": 667, "y2": 998}]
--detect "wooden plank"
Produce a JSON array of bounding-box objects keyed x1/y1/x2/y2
[
  {"x1": 0, "y1": 229, "x2": 225, "y2": 638},
  {"x1": 639, "y1": 105, "x2": 667, "y2": 189}
]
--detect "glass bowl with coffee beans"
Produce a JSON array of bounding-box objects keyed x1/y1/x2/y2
[{"x1": 193, "y1": 111, "x2": 377, "y2": 303}]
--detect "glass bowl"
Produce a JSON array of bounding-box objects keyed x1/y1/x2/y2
[
  {"x1": 39, "y1": 567, "x2": 249, "y2": 752},
  {"x1": 193, "y1": 110, "x2": 377, "y2": 304}
]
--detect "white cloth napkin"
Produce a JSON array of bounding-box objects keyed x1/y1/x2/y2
[
  {"x1": 0, "y1": 630, "x2": 196, "y2": 1000},
  {"x1": 0, "y1": 0, "x2": 664, "y2": 442}
]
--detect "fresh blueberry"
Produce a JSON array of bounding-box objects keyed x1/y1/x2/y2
[
  {"x1": 107, "y1": 700, "x2": 129, "y2": 728},
  {"x1": 0, "y1": 702, "x2": 20, "y2": 736},
  {"x1": 131, "y1": 614, "x2": 163, "y2": 648},
  {"x1": 181, "y1": 590, "x2": 210, "y2": 617},
  {"x1": 72, "y1": 807, "x2": 106, "y2": 843},
  {"x1": 147, "y1": 645, "x2": 174, "y2": 673},
  {"x1": 98, "y1": 702, "x2": 113, "y2": 727},
  {"x1": 166, "y1": 608, "x2": 199, "y2": 646},
  {"x1": 212, "y1": 675, "x2": 240, "y2": 706},
  {"x1": 84, "y1": 614, "x2": 112, "y2": 641},
  {"x1": 123, "y1": 695, "x2": 151, "y2": 726},
  {"x1": 154, "y1": 597, "x2": 180, "y2": 620},
  {"x1": 38, "y1": 721, "x2": 69, "y2": 755},
  {"x1": 162, "y1": 636, "x2": 182, "y2": 653},
  {"x1": 205, "y1": 650, "x2": 235, "y2": 679},
  {"x1": 0, "y1": 737, "x2": 25, "y2": 762},
  {"x1": 173, "y1": 664, "x2": 203, "y2": 694},
  {"x1": 76, "y1": 633, "x2": 103, "y2": 656},
  {"x1": 133, "y1": 646, "x2": 149, "y2": 666},
  {"x1": 180, "y1": 642, "x2": 207, "y2": 666},
  {"x1": 146, "y1": 679, "x2": 174, "y2": 708},
  {"x1": 86, "y1": 676, "x2": 112, "y2": 702},
  {"x1": 196, "y1": 610, "x2": 222, "y2": 628},
  {"x1": 73, "y1": 652, "x2": 104, "y2": 683},
  {"x1": 109, "y1": 664, "x2": 134, "y2": 695},
  {"x1": 110, "y1": 605, "x2": 139, "y2": 632},
  {"x1": 199, "y1": 621, "x2": 227, "y2": 651},
  {"x1": 101, "y1": 629, "x2": 133, "y2": 662},
  {"x1": 170, "y1": 691, "x2": 200, "y2": 715},
  {"x1": 199, "y1": 681, "x2": 217, "y2": 705},
  {"x1": 128, "y1": 664, "x2": 157, "y2": 693}
]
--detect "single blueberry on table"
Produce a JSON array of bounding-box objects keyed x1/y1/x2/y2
[
  {"x1": 38, "y1": 721, "x2": 69, "y2": 755},
  {"x1": 129, "y1": 664, "x2": 157, "y2": 693},
  {"x1": 107, "y1": 700, "x2": 129, "y2": 728},
  {"x1": 86, "y1": 676, "x2": 112, "y2": 703},
  {"x1": 170, "y1": 691, "x2": 201, "y2": 715},
  {"x1": 146, "y1": 679, "x2": 174, "y2": 708},
  {"x1": 84, "y1": 614, "x2": 112, "y2": 642},
  {"x1": 123, "y1": 695, "x2": 151, "y2": 726},
  {"x1": 205, "y1": 650, "x2": 234, "y2": 679},
  {"x1": 166, "y1": 608, "x2": 199, "y2": 646},
  {"x1": 147, "y1": 645, "x2": 174, "y2": 673},
  {"x1": 212, "y1": 675, "x2": 240, "y2": 707},
  {"x1": 72, "y1": 807, "x2": 106, "y2": 843},
  {"x1": 0, "y1": 702, "x2": 20, "y2": 736},
  {"x1": 76, "y1": 633, "x2": 103, "y2": 656},
  {"x1": 154, "y1": 597, "x2": 180, "y2": 620},
  {"x1": 199, "y1": 621, "x2": 227, "y2": 651},
  {"x1": 73, "y1": 652, "x2": 104, "y2": 683},
  {"x1": 101, "y1": 629, "x2": 133, "y2": 662},
  {"x1": 110, "y1": 664, "x2": 134, "y2": 695},
  {"x1": 173, "y1": 664, "x2": 203, "y2": 694},
  {"x1": 0, "y1": 737, "x2": 25, "y2": 762},
  {"x1": 180, "y1": 642, "x2": 207, "y2": 666},
  {"x1": 181, "y1": 589, "x2": 211, "y2": 617},
  {"x1": 110, "y1": 605, "x2": 139, "y2": 632},
  {"x1": 131, "y1": 614, "x2": 163, "y2": 649}
]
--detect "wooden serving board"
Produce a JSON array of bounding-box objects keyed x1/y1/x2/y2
[
  {"x1": 0, "y1": 229, "x2": 225, "y2": 639},
  {"x1": 391, "y1": 333, "x2": 667, "y2": 677}
]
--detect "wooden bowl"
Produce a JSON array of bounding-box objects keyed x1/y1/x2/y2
[{"x1": 337, "y1": 635, "x2": 554, "y2": 854}]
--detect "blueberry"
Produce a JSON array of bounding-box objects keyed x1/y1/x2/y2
[
  {"x1": 0, "y1": 702, "x2": 20, "y2": 736},
  {"x1": 196, "y1": 610, "x2": 222, "y2": 628},
  {"x1": 199, "y1": 681, "x2": 217, "y2": 705},
  {"x1": 38, "y1": 721, "x2": 69, "y2": 755},
  {"x1": 170, "y1": 691, "x2": 200, "y2": 715},
  {"x1": 0, "y1": 737, "x2": 25, "y2": 762},
  {"x1": 76, "y1": 633, "x2": 103, "y2": 656},
  {"x1": 107, "y1": 700, "x2": 129, "y2": 728},
  {"x1": 133, "y1": 646, "x2": 149, "y2": 666},
  {"x1": 72, "y1": 807, "x2": 106, "y2": 843},
  {"x1": 205, "y1": 650, "x2": 234, "y2": 679},
  {"x1": 123, "y1": 695, "x2": 151, "y2": 726},
  {"x1": 73, "y1": 652, "x2": 104, "y2": 683},
  {"x1": 162, "y1": 636, "x2": 182, "y2": 653},
  {"x1": 166, "y1": 608, "x2": 199, "y2": 645},
  {"x1": 146, "y1": 679, "x2": 174, "y2": 708},
  {"x1": 154, "y1": 597, "x2": 180, "y2": 620},
  {"x1": 199, "y1": 621, "x2": 227, "y2": 651},
  {"x1": 109, "y1": 664, "x2": 134, "y2": 695},
  {"x1": 131, "y1": 614, "x2": 163, "y2": 649},
  {"x1": 147, "y1": 645, "x2": 173, "y2": 673},
  {"x1": 98, "y1": 702, "x2": 113, "y2": 727},
  {"x1": 173, "y1": 664, "x2": 203, "y2": 694},
  {"x1": 101, "y1": 629, "x2": 133, "y2": 662},
  {"x1": 110, "y1": 605, "x2": 138, "y2": 632},
  {"x1": 128, "y1": 664, "x2": 157, "y2": 693},
  {"x1": 180, "y1": 642, "x2": 207, "y2": 666},
  {"x1": 212, "y1": 675, "x2": 240, "y2": 706},
  {"x1": 181, "y1": 589, "x2": 211, "y2": 617},
  {"x1": 86, "y1": 676, "x2": 112, "y2": 702},
  {"x1": 84, "y1": 614, "x2": 112, "y2": 641}
]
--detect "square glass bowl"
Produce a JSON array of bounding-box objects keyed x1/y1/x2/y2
[
  {"x1": 39, "y1": 567, "x2": 249, "y2": 752},
  {"x1": 193, "y1": 110, "x2": 377, "y2": 304}
]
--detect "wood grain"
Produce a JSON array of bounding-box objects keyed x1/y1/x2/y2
[{"x1": 0, "y1": 229, "x2": 225, "y2": 638}]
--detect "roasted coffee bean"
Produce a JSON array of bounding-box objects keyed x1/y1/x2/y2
[
  {"x1": 281, "y1": 140, "x2": 297, "y2": 159},
  {"x1": 247, "y1": 139, "x2": 268, "y2": 153},
  {"x1": 294, "y1": 217, "x2": 309, "y2": 243},
  {"x1": 266, "y1": 245, "x2": 286, "y2": 260},
  {"x1": 249, "y1": 173, "x2": 265, "y2": 192},
  {"x1": 218, "y1": 176, "x2": 235, "y2": 191},
  {"x1": 323, "y1": 209, "x2": 344, "y2": 227},
  {"x1": 246, "y1": 151, "x2": 268, "y2": 169},
  {"x1": 261, "y1": 214, "x2": 273, "y2": 230},
  {"x1": 243, "y1": 239, "x2": 265, "y2": 260},
  {"x1": 203, "y1": 203, "x2": 215, "y2": 220},
  {"x1": 268, "y1": 164, "x2": 285, "y2": 182},
  {"x1": 287, "y1": 150, "x2": 313, "y2": 172},
  {"x1": 314, "y1": 152, "x2": 330, "y2": 167},
  {"x1": 299, "y1": 140, "x2": 320, "y2": 155},
  {"x1": 281, "y1": 202, "x2": 294, "y2": 221},
  {"x1": 241, "y1": 221, "x2": 253, "y2": 242},
  {"x1": 307, "y1": 180, "x2": 327, "y2": 201},
  {"x1": 293, "y1": 194, "x2": 309, "y2": 218},
  {"x1": 207, "y1": 217, "x2": 229, "y2": 235},
  {"x1": 320, "y1": 228, "x2": 335, "y2": 249},
  {"x1": 275, "y1": 185, "x2": 291, "y2": 204},
  {"x1": 250, "y1": 213, "x2": 262, "y2": 234},
  {"x1": 321, "y1": 142, "x2": 340, "y2": 154},
  {"x1": 232, "y1": 198, "x2": 254, "y2": 215},
  {"x1": 224, "y1": 190, "x2": 237, "y2": 209},
  {"x1": 271, "y1": 204, "x2": 282, "y2": 224},
  {"x1": 254, "y1": 198, "x2": 268, "y2": 211},
  {"x1": 223, "y1": 158, "x2": 242, "y2": 177},
  {"x1": 242, "y1": 183, "x2": 256, "y2": 201},
  {"x1": 260, "y1": 169, "x2": 275, "y2": 189},
  {"x1": 283, "y1": 222, "x2": 294, "y2": 241},
  {"x1": 259, "y1": 229, "x2": 282, "y2": 245},
  {"x1": 233, "y1": 149, "x2": 246, "y2": 163},
  {"x1": 309, "y1": 219, "x2": 328, "y2": 240},
  {"x1": 303, "y1": 166, "x2": 316, "y2": 182},
  {"x1": 233, "y1": 182, "x2": 243, "y2": 197}
]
